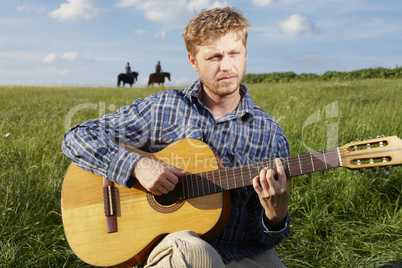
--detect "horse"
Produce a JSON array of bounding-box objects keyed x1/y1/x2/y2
[
  {"x1": 148, "y1": 72, "x2": 170, "y2": 87},
  {"x1": 117, "y1": 72, "x2": 139, "y2": 87}
]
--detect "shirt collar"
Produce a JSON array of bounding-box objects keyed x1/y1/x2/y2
[
  {"x1": 184, "y1": 79, "x2": 255, "y2": 120},
  {"x1": 185, "y1": 79, "x2": 202, "y2": 100}
]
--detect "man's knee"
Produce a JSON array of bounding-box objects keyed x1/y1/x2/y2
[{"x1": 145, "y1": 231, "x2": 225, "y2": 268}]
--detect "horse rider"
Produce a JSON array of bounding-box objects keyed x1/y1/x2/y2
[
  {"x1": 126, "y1": 62, "x2": 131, "y2": 75},
  {"x1": 156, "y1": 61, "x2": 162, "y2": 73},
  {"x1": 156, "y1": 61, "x2": 163, "y2": 80}
]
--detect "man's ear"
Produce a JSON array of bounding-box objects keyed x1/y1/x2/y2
[{"x1": 188, "y1": 53, "x2": 198, "y2": 72}]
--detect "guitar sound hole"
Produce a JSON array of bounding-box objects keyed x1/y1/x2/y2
[{"x1": 154, "y1": 189, "x2": 181, "y2": 206}]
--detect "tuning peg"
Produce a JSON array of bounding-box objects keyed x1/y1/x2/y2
[
  {"x1": 356, "y1": 159, "x2": 364, "y2": 175},
  {"x1": 384, "y1": 166, "x2": 391, "y2": 175}
]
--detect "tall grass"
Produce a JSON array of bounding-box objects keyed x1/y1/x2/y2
[{"x1": 0, "y1": 80, "x2": 401, "y2": 267}]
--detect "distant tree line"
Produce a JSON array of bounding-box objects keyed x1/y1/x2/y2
[{"x1": 243, "y1": 66, "x2": 402, "y2": 83}]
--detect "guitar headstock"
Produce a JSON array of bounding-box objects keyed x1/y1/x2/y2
[{"x1": 339, "y1": 135, "x2": 402, "y2": 174}]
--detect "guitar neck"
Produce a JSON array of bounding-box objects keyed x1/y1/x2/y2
[{"x1": 179, "y1": 148, "x2": 340, "y2": 200}]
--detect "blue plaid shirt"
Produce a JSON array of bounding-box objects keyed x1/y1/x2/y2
[{"x1": 62, "y1": 79, "x2": 290, "y2": 264}]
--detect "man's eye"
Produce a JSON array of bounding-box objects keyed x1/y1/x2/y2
[{"x1": 209, "y1": 55, "x2": 221, "y2": 61}]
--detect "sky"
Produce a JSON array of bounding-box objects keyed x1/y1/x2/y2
[{"x1": 1, "y1": 0, "x2": 402, "y2": 87}]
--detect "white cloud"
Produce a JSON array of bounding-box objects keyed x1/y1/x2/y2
[
  {"x1": 42, "y1": 52, "x2": 87, "y2": 63},
  {"x1": 49, "y1": 0, "x2": 104, "y2": 21},
  {"x1": 43, "y1": 53, "x2": 57, "y2": 63},
  {"x1": 279, "y1": 14, "x2": 319, "y2": 38},
  {"x1": 17, "y1": 5, "x2": 30, "y2": 13},
  {"x1": 17, "y1": 5, "x2": 47, "y2": 13},
  {"x1": 61, "y1": 52, "x2": 79, "y2": 61},
  {"x1": 252, "y1": 0, "x2": 274, "y2": 7},
  {"x1": 210, "y1": 1, "x2": 228, "y2": 8},
  {"x1": 154, "y1": 30, "x2": 166, "y2": 39},
  {"x1": 134, "y1": 29, "x2": 147, "y2": 34},
  {"x1": 116, "y1": 0, "x2": 228, "y2": 23}
]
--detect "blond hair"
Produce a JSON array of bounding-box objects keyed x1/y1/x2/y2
[{"x1": 183, "y1": 7, "x2": 250, "y2": 57}]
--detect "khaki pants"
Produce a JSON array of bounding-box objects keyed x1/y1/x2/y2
[{"x1": 144, "y1": 230, "x2": 286, "y2": 268}]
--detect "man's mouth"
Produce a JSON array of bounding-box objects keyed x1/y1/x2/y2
[
  {"x1": 218, "y1": 76, "x2": 236, "y2": 83},
  {"x1": 217, "y1": 72, "x2": 237, "y2": 82}
]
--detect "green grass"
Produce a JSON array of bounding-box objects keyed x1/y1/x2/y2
[{"x1": 0, "y1": 80, "x2": 401, "y2": 267}]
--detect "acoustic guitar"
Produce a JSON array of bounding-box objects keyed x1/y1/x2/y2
[{"x1": 61, "y1": 136, "x2": 401, "y2": 267}]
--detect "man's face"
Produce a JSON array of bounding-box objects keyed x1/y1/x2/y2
[{"x1": 188, "y1": 32, "x2": 247, "y2": 98}]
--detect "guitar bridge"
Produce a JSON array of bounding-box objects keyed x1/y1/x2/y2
[{"x1": 103, "y1": 178, "x2": 117, "y2": 233}]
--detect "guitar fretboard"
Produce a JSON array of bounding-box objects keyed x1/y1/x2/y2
[{"x1": 178, "y1": 148, "x2": 340, "y2": 200}]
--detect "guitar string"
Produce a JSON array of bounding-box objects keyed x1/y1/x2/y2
[
  {"x1": 108, "y1": 146, "x2": 391, "y2": 199},
  {"x1": 177, "y1": 145, "x2": 394, "y2": 198},
  {"x1": 177, "y1": 149, "x2": 340, "y2": 198},
  {"x1": 208, "y1": 149, "x2": 339, "y2": 177}
]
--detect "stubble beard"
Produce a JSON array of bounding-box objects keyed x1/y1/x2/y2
[{"x1": 213, "y1": 70, "x2": 244, "y2": 96}]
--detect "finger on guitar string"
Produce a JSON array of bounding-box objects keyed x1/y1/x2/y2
[
  {"x1": 154, "y1": 189, "x2": 164, "y2": 196},
  {"x1": 268, "y1": 158, "x2": 290, "y2": 192},
  {"x1": 132, "y1": 157, "x2": 185, "y2": 194},
  {"x1": 260, "y1": 167, "x2": 272, "y2": 193},
  {"x1": 152, "y1": 182, "x2": 168, "y2": 196},
  {"x1": 253, "y1": 158, "x2": 288, "y2": 197},
  {"x1": 161, "y1": 186, "x2": 168, "y2": 194},
  {"x1": 160, "y1": 176, "x2": 176, "y2": 192},
  {"x1": 252, "y1": 167, "x2": 270, "y2": 196},
  {"x1": 162, "y1": 165, "x2": 188, "y2": 189}
]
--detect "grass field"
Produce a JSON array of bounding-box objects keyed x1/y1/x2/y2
[{"x1": 0, "y1": 79, "x2": 401, "y2": 267}]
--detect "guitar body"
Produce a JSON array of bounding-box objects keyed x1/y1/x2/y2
[{"x1": 61, "y1": 139, "x2": 230, "y2": 267}]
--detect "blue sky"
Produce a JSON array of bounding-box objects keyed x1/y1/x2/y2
[{"x1": 1, "y1": 0, "x2": 401, "y2": 87}]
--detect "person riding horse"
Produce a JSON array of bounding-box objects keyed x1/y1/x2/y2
[
  {"x1": 156, "y1": 61, "x2": 162, "y2": 73},
  {"x1": 125, "y1": 62, "x2": 131, "y2": 75},
  {"x1": 155, "y1": 61, "x2": 164, "y2": 80}
]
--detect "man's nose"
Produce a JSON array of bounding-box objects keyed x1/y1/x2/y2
[{"x1": 220, "y1": 55, "x2": 232, "y2": 72}]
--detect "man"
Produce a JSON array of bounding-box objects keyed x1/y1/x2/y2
[
  {"x1": 155, "y1": 61, "x2": 163, "y2": 82},
  {"x1": 155, "y1": 61, "x2": 162, "y2": 73},
  {"x1": 125, "y1": 62, "x2": 131, "y2": 75},
  {"x1": 62, "y1": 7, "x2": 291, "y2": 267}
]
